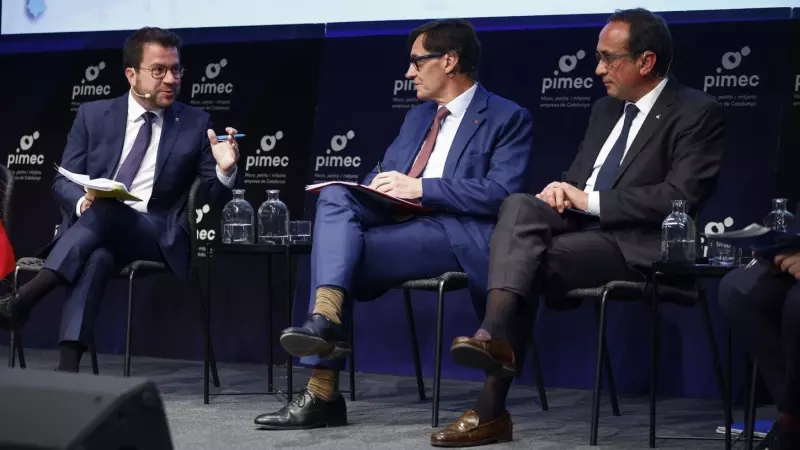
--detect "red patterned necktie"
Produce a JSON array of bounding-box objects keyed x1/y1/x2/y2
[{"x1": 407, "y1": 107, "x2": 450, "y2": 178}]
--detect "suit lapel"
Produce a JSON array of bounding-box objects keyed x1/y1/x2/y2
[
  {"x1": 399, "y1": 103, "x2": 437, "y2": 174},
  {"x1": 576, "y1": 101, "x2": 623, "y2": 188},
  {"x1": 104, "y1": 95, "x2": 129, "y2": 178},
  {"x1": 154, "y1": 104, "x2": 182, "y2": 185},
  {"x1": 442, "y1": 84, "x2": 488, "y2": 178},
  {"x1": 613, "y1": 78, "x2": 678, "y2": 185}
]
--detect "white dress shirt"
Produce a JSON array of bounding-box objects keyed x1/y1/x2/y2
[
  {"x1": 76, "y1": 90, "x2": 236, "y2": 216},
  {"x1": 583, "y1": 77, "x2": 669, "y2": 215},
  {"x1": 416, "y1": 83, "x2": 478, "y2": 178}
]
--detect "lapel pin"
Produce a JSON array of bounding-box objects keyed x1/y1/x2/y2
[
  {"x1": 655, "y1": 114, "x2": 661, "y2": 119},
  {"x1": 474, "y1": 119, "x2": 479, "y2": 124},
  {"x1": 175, "y1": 117, "x2": 180, "y2": 122}
]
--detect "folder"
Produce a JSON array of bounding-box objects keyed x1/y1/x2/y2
[{"x1": 305, "y1": 181, "x2": 431, "y2": 214}]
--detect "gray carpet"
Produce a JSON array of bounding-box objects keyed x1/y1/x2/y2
[{"x1": 1, "y1": 346, "x2": 771, "y2": 449}]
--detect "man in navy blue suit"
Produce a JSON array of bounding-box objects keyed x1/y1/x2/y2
[
  {"x1": 254, "y1": 19, "x2": 535, "y2": 430},
  {"x1": 718, "y1": 208, "x2": 800, "y2": 449},
  {"x1": 0, "y1": 27, "x2": 241, "y2": 372}
]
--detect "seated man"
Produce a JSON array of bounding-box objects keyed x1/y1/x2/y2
[
  {"x1": 0, "y1": 27, "x2": 241, "y2": 372},
  {"x1": 434, "y1": 8, "x2": 725, "y2": 446},
  {"x1": 253, "y1": 19, "x2": 535, "y2": 430},
  {"x1": 718, "y1": 210, "x2": 800, "y2": 449}
]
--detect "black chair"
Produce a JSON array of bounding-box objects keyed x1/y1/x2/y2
[
  {"x1": 350, "y1": 272, "x2": 549, "y2": 428},
  {"x1": 562, "y1": 225, "x2": 730, "y2": 447},
  {"x1": 743, "y1": 361, "x2": 761, "y2": 450},
  {"x1": 8, "y1": 178, "x2": 220, "y2": 386}
]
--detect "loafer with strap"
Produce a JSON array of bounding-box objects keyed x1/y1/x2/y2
[{"x1": 431, "y1": 410, "x2": 512, "y2": 447}]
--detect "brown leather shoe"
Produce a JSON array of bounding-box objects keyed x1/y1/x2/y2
[
  {"x1": 450, "y1": 337, "x2": 516, "y2": 377},
  {"x1": 430, "y1": 410, "x2": 512, "y2": 447}
]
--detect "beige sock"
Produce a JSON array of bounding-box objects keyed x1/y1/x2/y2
[
  {"x1": 307, "y1": 367, "x2": 340, "y2": 402},
  {"x1": 312, "y1": 286, "x2": 344, "y2": 324}
]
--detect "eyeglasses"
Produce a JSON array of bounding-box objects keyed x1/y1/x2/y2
[
  {"x1": 594, "y1": 51, "x2": 637, "y2": 66},
  {"x1": 139, "y1": 64, "x2": 185, "y2": 79},
  {"x1": 409, "y1": 52, "x2": 444, "y2": 70}
]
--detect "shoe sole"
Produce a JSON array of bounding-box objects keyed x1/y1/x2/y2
[
  {"x1": 450, "y1": 344, "x2": 516, "y2": 378},
  {"x1": 280, "y1": 332, "x2": 351, "y2": 359},
  {"x1": 255, "y1": 420, "x2": 348, "y2": 431},
  {"x1": 431, "y1": 432, "x2": 512, "y2": 447}
]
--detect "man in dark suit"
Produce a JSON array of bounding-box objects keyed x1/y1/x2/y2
[
  {"x1": 718, "y1": 207, "x2": 800, "y2": 449},
  {"x1": 0, "y1": 27, "x2": 241, "y2": 372},
  {"x1": 434, "y1": 9, "x2": 725, "y2": 446},
  {"x1": 253, "y1": 19, "x2": 535, "y2": 430}
]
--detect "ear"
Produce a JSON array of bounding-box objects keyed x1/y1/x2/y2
[
  {"x1": 445, "y1": 51, "x2": 460, "y2": 76},
  {"x1": 639, "y1": 51, "x2": 657, "y2": 77},
  {"x1": 124, "y1": 67, "x2": 137, "y2": 85}
]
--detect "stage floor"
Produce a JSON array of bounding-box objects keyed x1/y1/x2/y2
[{"x1": 1, "y1": 346, "x2": 768, "y2": 449}]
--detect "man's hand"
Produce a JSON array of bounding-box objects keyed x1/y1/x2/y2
[
  {"x1": 81, "y1": 189, "x2": 96, "y2": 213},
  {"x1": 207, "y1": 127, "x2": 240, "y2": 175},
  {"x1": 774, "y1": 252, "x2": 800, "y2": 280},
  {"x1": 536, "y1": 182, "x2": 572, "y2": 213},
  {"x1": 369, "y1": 171, "x2": 423, "y2": 200}
]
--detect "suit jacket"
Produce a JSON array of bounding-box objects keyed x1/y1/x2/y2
[
  {"x1": 563, "y1": 77, "x2": 725, "y2": 270},
  {"x1": 362, "y1": 83, "x2": 535, "y2": 300},
  {"x1": 48, "y1": 94, "x2": 239, "y2": 280}
]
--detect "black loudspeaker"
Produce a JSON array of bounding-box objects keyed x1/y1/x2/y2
[{"x1": 0, "y1": 368, "x2": 173, "y2": 450}]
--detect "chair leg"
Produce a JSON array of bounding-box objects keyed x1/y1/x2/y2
[
  {"x1": 529, "y1": 335, "x2": 548, "y2": 411},
  {"x1": 649, "y1": 278, "x2": 659, "y2": 448},
  {"x1": 124, "y1": 269, "x2": 136, "y2": 377},
  {"x1": 432, "y1": 280, "x2": 446, "y2": 428},
  {"x1": 699, "y1": 293, "x2": 730, "y2": 450},
  {"x1": 349, "y1": 322, "x2": 356, "y2": 401},
  {"x1": 403, "y1": 288, "x2": 426, "y2": 402},
  {"x1": 745, "y1": 360, "x2": 758, "y2": 450},
  {"x1": 15, "y1": 333, "x2": 26, "y2": 369},
  {"x1": 590, "y1": 288, "x2": 610, "y2": 446},
  {"x1": 594, "y1": 301, "x2": 620, "y2": 417},
  {"x1": 9, "y1": 266, "x2": 19, "y2": 368},
  {"x1": 90, "y1": 345, "x2": 99, "y2": 375}
]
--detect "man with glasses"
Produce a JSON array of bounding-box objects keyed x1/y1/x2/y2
[
  {"x1": 0, "y1": 27, "x2": 241, "y2": 372},
  {"x1": 436, "y1": 8, "x2": 725, "y2": 446},
  {"x1": 254, "y1": 19, "x2": 535, "y2": 430}
]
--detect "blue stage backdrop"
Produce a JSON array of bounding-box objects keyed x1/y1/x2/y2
[{"x1": 0, "y1": 12, "x2": 798, "y2": 405}]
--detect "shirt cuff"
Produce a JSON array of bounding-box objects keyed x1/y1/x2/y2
[
  {"x1": 75, "y1": 195, "x2": 85, "y2": 217},
  {"x1": 587, "y1": 191, "x2": 601, "y2": 216},
  {"x1": 216, "y1": 165, "x2": 237, "y2": 188}
]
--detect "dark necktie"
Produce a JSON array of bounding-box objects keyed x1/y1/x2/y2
[
  {"x1": 408, "y1": 107, "x2": 450, "y2": 178},
  {"x1": 115, "y1": 111, "x2": 155, "y2": 190},
  {"x1": 593, "y1": 103, "x2": 639, "y2": 191}
]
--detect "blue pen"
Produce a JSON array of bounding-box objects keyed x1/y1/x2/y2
[{"x1": 216, "y1": 133, "x2": 245, "y2": 140}]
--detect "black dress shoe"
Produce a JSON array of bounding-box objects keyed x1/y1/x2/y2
[
  {"x1": 756, "y1": 420, "x2": 800, "y2": 450},
  {"x1": 254, "y1": 388, "x2": 347, "y2": 430},
  {"x1": 280, "y1": 313, "x2": 350, "y2": 359},
  {"x1": 0, "y1": 294, "x2": 29, "y2": 331}
]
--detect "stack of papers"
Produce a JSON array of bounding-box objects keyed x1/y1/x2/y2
[
  {"x1": 55, "y1": 165, "x2": 141, "y2": 202},
  {"x1": 707, "y1": 223, "x2": 800, "y2": 260}
]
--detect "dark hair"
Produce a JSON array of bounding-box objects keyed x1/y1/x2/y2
[
  {"x1": 608, "y1": 8, "x2": 673, "y2": 78},
  {"x1": 407, "y1": 19, "x2": 481, "y2": 80},
  {"x1": 122, "y1": 27, "x2": 182, "y2": 71}
]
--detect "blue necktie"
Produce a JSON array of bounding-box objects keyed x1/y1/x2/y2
[
  {"x1": 115, "y1": 111, "x2": 155, "y2": 190},
  {"x1": 593, "y1": 103, "x2": 639, "y2": 191}
]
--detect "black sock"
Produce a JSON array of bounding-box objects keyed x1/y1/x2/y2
[
  {"x1": 472, "y1": 375, "x2": 514, "y2": 422},
  {"x1": 477, "y1": 289, "x2": 523, "y2": 341},
  {"x1": 17, "y1": 269, "x2": 62, "y2": 309},
  {"x1": 57, "y1": 341, "x2": 85, "y2": 373}
]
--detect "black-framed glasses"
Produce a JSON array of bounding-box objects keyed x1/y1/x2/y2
[
  {"x1": 595, "y1": 51, "x2": 638, "y2": 66},
  {"x1": 409, "y1": 52, "x2": 444, "y2": 70},
  {"x1": 139, "y1": 64, "x2": 185, "y2": 79}
]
